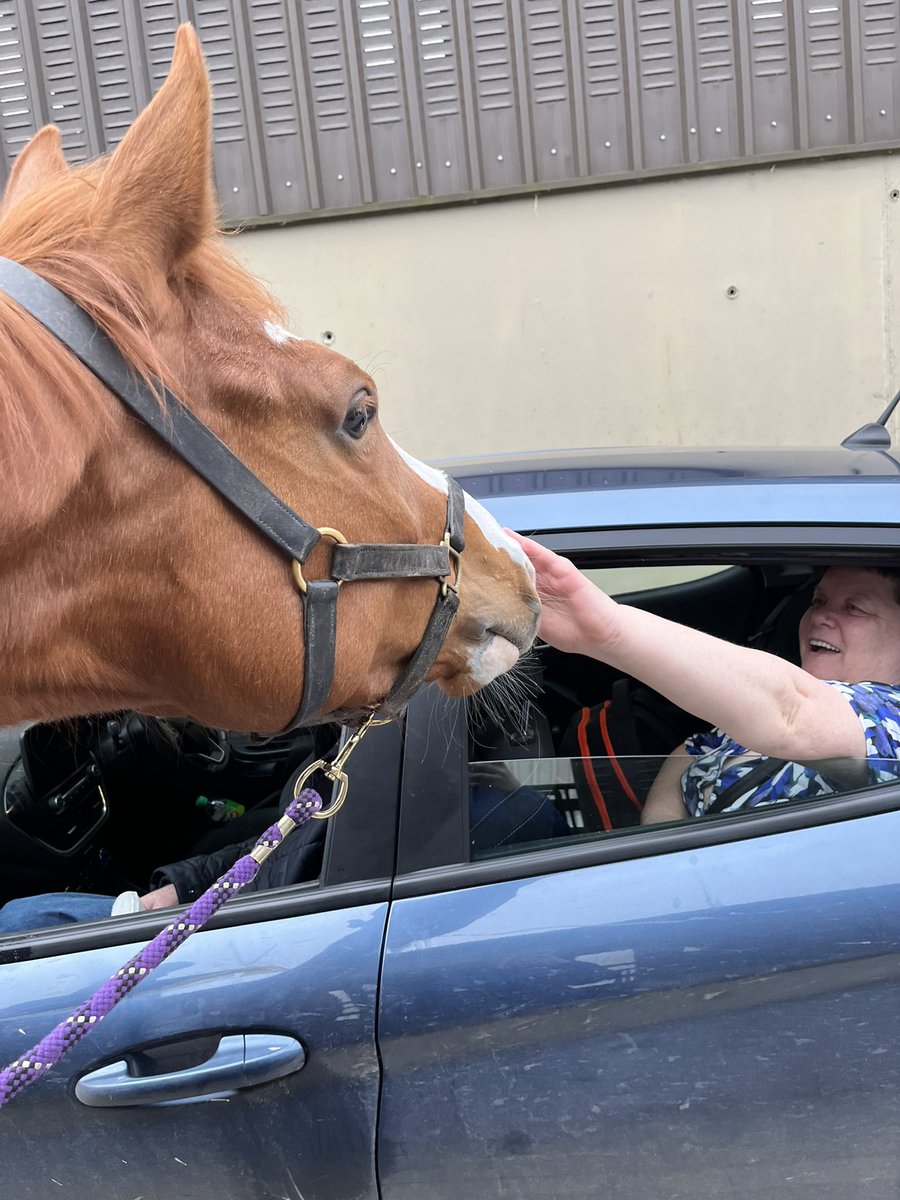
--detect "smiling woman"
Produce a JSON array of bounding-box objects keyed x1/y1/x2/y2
[{"x1": 799, "y1": 568, "x2": 900, "y2": 684}]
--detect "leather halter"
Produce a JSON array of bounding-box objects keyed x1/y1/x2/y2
[{"x1": 0, "y1": 257, "x2": 466, "y2": 729}]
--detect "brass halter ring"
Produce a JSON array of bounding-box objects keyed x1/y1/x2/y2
[{"x1": 292, "y1": 527, "x2": 348, "y2": 595}]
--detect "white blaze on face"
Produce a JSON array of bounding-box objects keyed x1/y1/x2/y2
[
  {"x1": 388, "y1": 438, "x2": 536, "y2": 685},
  {"x1": 389, "y1": 439, "x2": 532, "y2": 576},
  {"x1": 263, "y1": 320, "x2": 302, "y2": 346}
]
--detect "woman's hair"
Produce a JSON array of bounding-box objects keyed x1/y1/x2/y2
[
  {"x1": 866, "y1": 567, "x2": 900, "y2": 606},
  {"x1": 817, "y1": 565, "x2": 900, "y2": 606}
]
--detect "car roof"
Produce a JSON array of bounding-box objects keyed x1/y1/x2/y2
[{"x1": 437, "y1": 445, "x2": 900, "y2": 533}]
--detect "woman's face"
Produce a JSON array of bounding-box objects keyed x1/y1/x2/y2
[{"x1": 798, "y1": 568, "x2": 900, "y2": 684}]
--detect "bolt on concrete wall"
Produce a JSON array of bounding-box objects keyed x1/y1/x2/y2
[{"x1": 236, "y1": 153, "x2": 900, "y2": 460}]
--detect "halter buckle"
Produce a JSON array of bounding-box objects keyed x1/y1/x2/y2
[
  {"x1": 440, "y1": 535, "x2": 462, "y2": 598},
  {"x1": 292, "y1": 527, "x2": 348, "y2": 595}
]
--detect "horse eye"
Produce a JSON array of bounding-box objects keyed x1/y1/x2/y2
[{"x1": 344, "y1": 403, "x2": 374, "y2": 440}]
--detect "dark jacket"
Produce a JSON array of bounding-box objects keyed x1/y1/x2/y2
[
  {"x1": 149, "y1": 815, "x2": 325, "y2": 903},
  {"x1": 149, "y1": 751, "x2": 330, "y2": 904}
]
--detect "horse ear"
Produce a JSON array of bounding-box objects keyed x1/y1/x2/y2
[
  {"x1": 2, "y1": 126, "x2": 68, "y2": 211},
  {"x1": 94, "y1": 23, "x2": 216, "y2": 272}
]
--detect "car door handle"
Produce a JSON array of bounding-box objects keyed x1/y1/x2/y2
[{"x1": 74, "y1": 1033, "x2": 306, "y2": 1107}]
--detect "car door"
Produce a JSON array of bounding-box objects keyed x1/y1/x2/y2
[
  {"x1": 377, "y1": 689, "x2": 900, "y2": 1200},
  {"x1": 0, "y1": 722, "x2": 402, "y2": 1200}
]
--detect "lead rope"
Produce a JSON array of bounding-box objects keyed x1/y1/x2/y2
[{"x1": 0, "y1": 713, "x2": 382, "y2": 1109}]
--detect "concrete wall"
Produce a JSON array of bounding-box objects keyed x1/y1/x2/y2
[{"x1": 235, "y1": 153, "x2": 900, "y2": 462}]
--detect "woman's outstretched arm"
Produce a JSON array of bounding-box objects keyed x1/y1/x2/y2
[{"x1": 508, "y1": 533, "x2": 865, "y2": 765}]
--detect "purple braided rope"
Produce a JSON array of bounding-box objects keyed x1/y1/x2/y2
[{"x1": 0, "y1": 787, "x2": 323, "y2": 1108}]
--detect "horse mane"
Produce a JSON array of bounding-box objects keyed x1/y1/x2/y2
[{"x1": 0, "y1": 164, "x2": 284, "y2": 467}]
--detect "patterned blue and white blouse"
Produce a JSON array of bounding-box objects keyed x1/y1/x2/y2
[{"x1": 681, "y1": 680, "x2": 900, "y2": 817}]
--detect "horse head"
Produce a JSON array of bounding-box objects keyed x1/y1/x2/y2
[{"x1": 0, "y1": 25, "x2": 539, "y2": 733}]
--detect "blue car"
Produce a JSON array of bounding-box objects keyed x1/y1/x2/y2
[{"x1": 2, "y1": 439, "x2": 900, "y2": 1200}]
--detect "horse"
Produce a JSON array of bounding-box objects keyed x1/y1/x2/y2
[{"x1": 0, "y1": 24, "x2": 539, "y2": 736}]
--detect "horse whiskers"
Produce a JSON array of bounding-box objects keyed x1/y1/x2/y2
[
  {"x1": 466, "y1": 652, "x2": 542, "y2": 751},
  {"x1": 359, "y1": 353, "x2": 391, "y2": 381},
  {"x1": 423, "y1": 685, "x2": 465, "y2": 771},
  {"x1": 417, "y1": 658, "x2": 541, "y2": 771}
]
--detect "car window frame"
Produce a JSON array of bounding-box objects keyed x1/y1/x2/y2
[{"x1": 394, "y1": 525, "x2": 900, "y2": 896}]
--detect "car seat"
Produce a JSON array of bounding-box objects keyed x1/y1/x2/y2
[
  {"x1": 747, "y1": 579, "x2": 814, "y2": 665},
  {"x1": 469, "y1": 701, "x2": 555, "y2": 763}
]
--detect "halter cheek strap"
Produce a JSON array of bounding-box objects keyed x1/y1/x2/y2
[
  {"x1": 0, "y1": 257, "x2": 465, "y2": 729},
  {"x1": 288, "y1": 476, "x2": 465, "y2": 726}
]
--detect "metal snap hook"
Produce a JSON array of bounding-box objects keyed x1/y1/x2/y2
[{"x1": 291, "y1": 710, "x2": 388, "y2": 819}]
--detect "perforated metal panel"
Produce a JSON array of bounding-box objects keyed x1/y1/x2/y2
[
  {"x1": 84, "y1": 0, "x2": 147, "y2": 148},
  {"x1": 464, "y1": 0, "x2": 525, "y2": 189},
  {"x1": 687, "y1": 0, "x2": 741, "y2": 162},
  {"x1": 407, "y1": 0, "x2": 471, "y2": 196},
  {"x1": 576, "y1": 0, "x2": 632, "y2": 175},
  {"x1": 520, "y1": 0, "x2": 577, "y2": 181},
  {"x1": 632, "y1": 0, "x2": 686, "y2": 168},
  {"x1": 740, "y1": 0, "x2": 796, "y2": 154},
  {"x1": 0, "y1": 2, "x2": 43, "y2": 172},
  {"x1": 0, "y1": 0, "x2": 895, "y2": 222},
  {"x1": 799, "y1": 0, "x2": 850, "y2": 148},
  {"x1": 32, "y1": 0, "x2": 99, "y2": 162},
  {"x1": 856, "y1": 0, "x2": 899, "y2": 142},
  {"x1": 351, "y1": 0, "x2": 418, "y2": 202},
  {"x1": 245, "y1": 0, "x2": 315, "y2": 216},
  {"x1": 296, "y1": 0, "x2": 366, "y2": 209}
]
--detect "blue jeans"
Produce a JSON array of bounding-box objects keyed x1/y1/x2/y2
[{"x1": 0, "y1": 893, "x2": 114, "y2": 934}]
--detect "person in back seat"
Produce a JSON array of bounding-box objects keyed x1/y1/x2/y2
[{"x1": 509, "y1": 534, "x2": 900, "y2": 823}]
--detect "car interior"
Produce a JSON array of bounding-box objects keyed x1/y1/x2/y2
[
  {"x1": 464, "y1": 555, "x2": 897, "y2": 859},
  {"x1": 0, "y1": 714, "x2": 337, "y2": 911},
  {"x1": 0, "y1": 555, "x2": 895, "y2": 926}
]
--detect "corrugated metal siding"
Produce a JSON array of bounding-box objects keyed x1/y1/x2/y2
[{"x1": 0, "y1": 0, "x2": 895, "y2": 224}]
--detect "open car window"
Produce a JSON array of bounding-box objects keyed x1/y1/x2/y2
[
  {"x1": 465, "y1": 557, "x2": 900, "y2": 865},
  {"x1": 0, "y1": 717, "x2": 340, "y2": 941},
  {"x1": 582, "y1": 563, "x2": 731, "y2": 596}
]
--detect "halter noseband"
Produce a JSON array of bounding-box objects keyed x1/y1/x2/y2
[{"x1": 0, "y1": 257, "x2": 465, "y2": 729}]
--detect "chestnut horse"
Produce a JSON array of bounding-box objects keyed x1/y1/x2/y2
[{"x1": 0, "y1": 25, "x2": 538, "y2": 734}]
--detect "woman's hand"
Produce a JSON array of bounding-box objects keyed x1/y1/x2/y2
[{"x1": 506, "y1": 530, "x2": 621, "y2": 656}]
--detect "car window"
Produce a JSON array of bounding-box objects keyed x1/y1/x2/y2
[
  {"x1": 467, "y1": 754, "x2": 900, "y2": 862},
  {"x1": 468, "y1": 753, "x2": 676, "y2": 862},
  {"x1": 0, "y1": 716, "x2": 359, "y2": 942},
  {"x1": 582, "y1": 563, "x2": 730, "y2": 596},
  {"x1": 464, "y1": 557, "x2": 900, "y2": 866}
]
